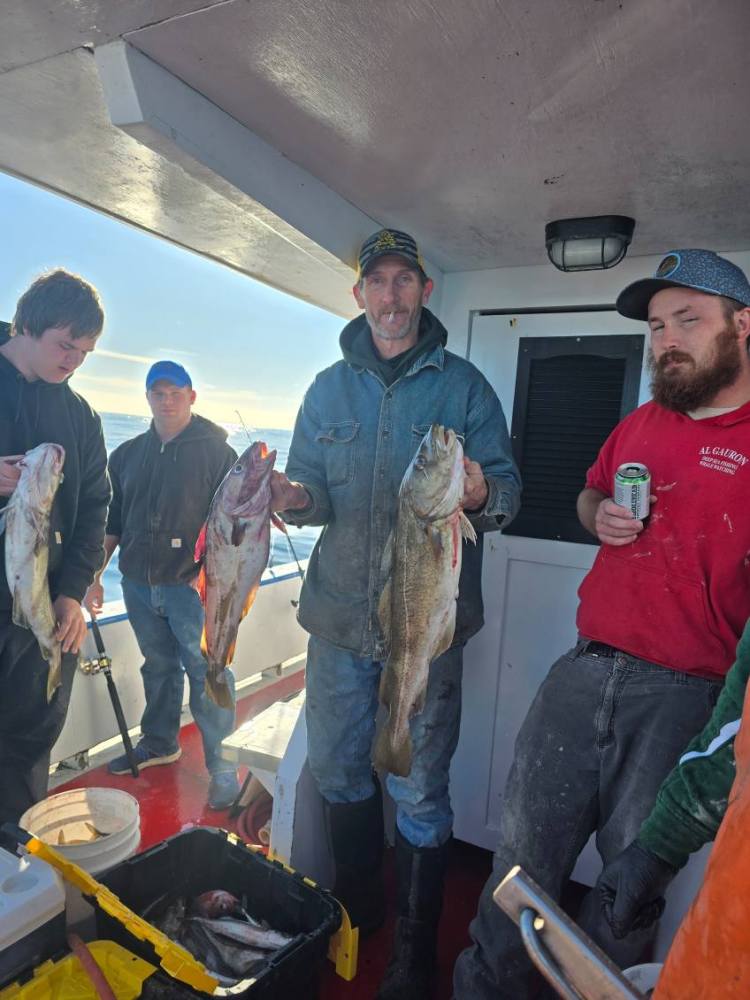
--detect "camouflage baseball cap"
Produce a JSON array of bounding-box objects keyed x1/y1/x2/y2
[{"x1": 357, "y1": 229, "x2": 427, "y2": 280}]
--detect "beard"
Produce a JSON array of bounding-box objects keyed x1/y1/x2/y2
[
  {"x1": 368, "y1": 304, "x2": 422, "y2": 345},
  {"x1": 649, "y1": 325, "x2": 743, "y2": 412}
]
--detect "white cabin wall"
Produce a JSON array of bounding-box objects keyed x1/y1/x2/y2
[{"x1": 438, "y1": 250, "x2": 750, "y2": 357}]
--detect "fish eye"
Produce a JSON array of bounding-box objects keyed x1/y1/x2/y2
[
  {"x1": 232, "y1": 464, "x2": 243, "y2": 474},
  {"x1": 415, "y1": 455, "x2": 426, "y2": 470}
]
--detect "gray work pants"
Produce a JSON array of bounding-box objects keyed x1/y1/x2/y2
[{"x1": 453, "y1": 640, "x2": 721, "y2": 999}]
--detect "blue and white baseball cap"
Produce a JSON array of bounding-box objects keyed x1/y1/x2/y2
[
  {"x1": 145, "y1": 360, "x2": 192, "y2": 390},
  {"x1": 617, "y1": 250, "x2": 750, "y2": 321}
]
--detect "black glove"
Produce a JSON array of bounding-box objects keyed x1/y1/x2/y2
[{"x1": 597, "y1": 840, "x2": 678, "y2": 939}]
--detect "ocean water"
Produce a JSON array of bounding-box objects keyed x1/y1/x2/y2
[{"x1": 99, "y1": 412, "x2": 319, "y2": 604}]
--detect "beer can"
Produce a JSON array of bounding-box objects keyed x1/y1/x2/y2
[{"x1": 614, "y1": 463, "x2": 651, "y2": 520}]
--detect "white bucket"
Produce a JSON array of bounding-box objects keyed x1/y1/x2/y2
[{"x1": 20, "y1": 788, "x2": 140, "y2": 929}]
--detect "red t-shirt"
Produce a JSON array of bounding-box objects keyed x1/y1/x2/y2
[{"x1": 578, "y1": 399, "x2": 750, "y2": 678}]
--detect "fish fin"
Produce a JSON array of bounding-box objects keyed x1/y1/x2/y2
[
  {"x1": 200, "y1": 624, "x2": 208, "y2": 657},
  {"x1": 411, "y1": 683, "x2": 428, "y2": 717},
  {"x1": 195, "y1": 565, "x2": 207, "y2": 606},
  {"x1": 194, "y1": 521, "x2": 208, "y2": 563},
  {"x1": 460, "y1": 510, "x2": 477, "y2": 544},
  {"x1": 271, "y1": 513, "x2": 287, "y2": 533},
  {"x1": 11, "y1": 595, "x2": 30, "y2": 631},
  {"x1": 46, "y1": 654, "x2": 62, "y2": 702},
  {"x1": 205, "y1": 669, "x2": 236, "y2": 709},
  {"x1": 433, "y1": 616, "x2": 456, "y2": 662},
  {"x1": 240, "y1": 581, "x2": 260, "y2": 622},
  {"x1": 231, "y1": 520, "x2": 247, "y2": 547},
  {"x1": 374, "y1": 721, "x2": 413, "y2": 778},
  {"x1": 378, "y1": 662, "x2": 394, "y2": 708},
  {"x1": 377, "y1": 578, "x2": 392, "y2": 643}
]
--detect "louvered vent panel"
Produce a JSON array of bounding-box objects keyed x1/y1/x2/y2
[{"x1": 505, "y1": 344, "x2": 639, "y2": 543}]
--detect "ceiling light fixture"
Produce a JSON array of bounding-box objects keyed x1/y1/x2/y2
[{"x1": 545, "y1": 216, "x2": 635, "y2": 272}]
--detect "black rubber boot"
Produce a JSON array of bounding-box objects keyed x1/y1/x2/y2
[
  {"x1": 324, "y1": 776, "x2": 385, "y2": 936},
  {"x1": 376, "y1": 828, "x2": 450, "y2": 1000}
]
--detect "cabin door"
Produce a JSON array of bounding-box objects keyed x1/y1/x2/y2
[{"x1": 450, "y1": 309, "x2": 649, "y2": 878}]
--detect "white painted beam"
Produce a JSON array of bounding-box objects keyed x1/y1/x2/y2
[{"x1": 94, "y1": 40, "x2": 443, "y2": 301}]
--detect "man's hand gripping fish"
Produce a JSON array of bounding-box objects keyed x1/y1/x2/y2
[
  {"x1": 195, "y1": 442, "x2": 279, "y2": 709},
  {"x1": 375, "y1": 424, "x2": 476, "y2": 777},
  {"x1": 1, "y1": 443, "x2": 66, "y2": 701}
]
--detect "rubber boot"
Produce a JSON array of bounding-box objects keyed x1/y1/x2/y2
[
  {"x1": 324, "y1": 776, "x2": 385, "y2": 936},
  {"x1": 376, "y1": 828, "x2": 450, "y2": 1000}
]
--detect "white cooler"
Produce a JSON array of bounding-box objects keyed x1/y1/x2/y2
[{"x1": 0, "y1": 846, "x2": 66, "y2": 988}]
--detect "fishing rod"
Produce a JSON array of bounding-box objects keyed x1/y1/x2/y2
[{"x1": 80, "y1": 617, "x2": 139, "y2": 777}]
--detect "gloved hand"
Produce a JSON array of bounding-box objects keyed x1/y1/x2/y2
[{"x1": 597, "y1": 840, "x2": 678, "y2": 939}]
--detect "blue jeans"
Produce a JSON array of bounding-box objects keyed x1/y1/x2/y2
[
  {"x1": 121, "y1": 578, "x2": 235, "y2": 775},
  {"x1": 305, "y1": 634, "x2": 463, "y2": 848}
]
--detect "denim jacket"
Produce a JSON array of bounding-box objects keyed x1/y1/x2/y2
[{"x1": 284, "y1": 321, "x2": 521, "y2": 657}]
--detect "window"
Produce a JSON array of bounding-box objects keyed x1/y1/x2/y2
[{"x1": 505, "y1": 334, "x2": 644, "y2": 544}]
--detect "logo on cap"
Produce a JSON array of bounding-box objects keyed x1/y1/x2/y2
[
  {"x1": 655, "y1": 253, "x2": 680, "y2": 278},
  {"x1": 374, "y1": 231, "x2": 398, "y2": 252}
]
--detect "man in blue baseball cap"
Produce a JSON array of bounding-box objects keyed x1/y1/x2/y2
[
  {"x1": 455, "y1": 250, "x2": 750, "y2": 999},
  {"x1": 84, "y1": 360, "x2": 241, "y2": 810}
]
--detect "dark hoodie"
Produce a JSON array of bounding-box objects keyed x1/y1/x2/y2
[
  {"x1": 107, "y1": 415, "x2": 236, "y2": 585},
  {"x1": 0, "y1": 334, "x2": 111, "y2": 609},
  {"x1": 339, "y1": 307, "x2": 448, "y2": 386}
]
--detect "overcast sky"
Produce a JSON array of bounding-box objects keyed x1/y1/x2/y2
[{"x1": 0, "y1": 172, "x2": 345, "y2": 429}]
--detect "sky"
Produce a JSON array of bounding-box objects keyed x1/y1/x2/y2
[{"x1": 0, "y1": 172, "x2": 346, "y2": 429}]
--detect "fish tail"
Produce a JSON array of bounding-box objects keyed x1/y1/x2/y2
[
  {"x1": 46, "y1": 650, "x2": 62, "y2": 702},
  {"x1": 374, "y1": 718, "x2": 413, "y2": 778},
  {"x1": 205, "y1": 669, "x2": 236, "y2": 710}
]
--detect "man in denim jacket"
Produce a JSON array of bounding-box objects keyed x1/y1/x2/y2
[{"x1": 272, "y1": 229, "x2": 520, "y2": 999}]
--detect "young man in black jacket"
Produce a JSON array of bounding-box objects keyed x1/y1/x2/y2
[
  {"x1": 85, "y1": 361, "x2": 239, "y2": 810},
  {"x1": 0, "y1": 269, "x2": 111, "y2": 824}
]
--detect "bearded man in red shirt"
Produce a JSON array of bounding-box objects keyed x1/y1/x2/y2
[{"x1": 454, "y1": 249, "x2": 750, "y2": 1000}]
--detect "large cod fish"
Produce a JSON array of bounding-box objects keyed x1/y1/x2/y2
[
  {"x1": 1, "y1": 443, "x2": 66, "y2": 700},
  {"x1": 195, "y1": 442, "x2": 276, "y2": 709},
  {"x1": 375, "y1": 424, "x2": 476, "y2": 777}
]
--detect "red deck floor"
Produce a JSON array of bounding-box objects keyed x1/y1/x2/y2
[{"x1": 55, "y1": 673, "x2": 492, "y2": 999}]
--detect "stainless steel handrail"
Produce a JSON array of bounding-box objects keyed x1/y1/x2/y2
[{"x1": 494, "y1": 866, "x2": 645, "y2": 1000}]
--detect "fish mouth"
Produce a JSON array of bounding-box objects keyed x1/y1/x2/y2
[
  {"x1": 19, "y1": 443, "x2": 66, "y2": 474},
  {"x1": 49, "y1": 444, "x2": 66, "y2": 473},
  {"x1": 230, "y1": 442, "x2": 276, "y2": 515}
]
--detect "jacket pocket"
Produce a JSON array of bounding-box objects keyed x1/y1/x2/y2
[{"x1": 315, "y1": 421, "x2": 360, "y2": 489}]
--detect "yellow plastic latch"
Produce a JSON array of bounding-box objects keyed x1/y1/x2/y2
[
  {"x1": 265, "y1": 847, "x2": 357, "y2": 981},
  {"x1": 327, "y1": 902, "x2": 358, "y2": 982},
  {"x1": 22, "y1": 834, "x2": 219, "y2": 994}
]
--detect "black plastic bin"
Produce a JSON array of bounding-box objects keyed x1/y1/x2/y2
[{"x1": 91, "y1": 827, "x2": 341, "y2": 998}]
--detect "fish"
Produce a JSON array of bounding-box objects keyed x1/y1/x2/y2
[
  {"x1": 192, "y1": 889, "x2": 242, "y2": 919},
  {"x1": 374, "y1": 424, "x2": 476, "y2": 777},
  {"x1": 1, "y1": 443, "x2": 66, "y2": 700},
  {"x1": 188, "y1": 916, "x2": 294, "y2": 952},
  {"x1": 182, "y1": 919, "x2": 267, "y2": 979},
  {"x1": 195, "y1": 442, "x2": 277, "y2": 708}
]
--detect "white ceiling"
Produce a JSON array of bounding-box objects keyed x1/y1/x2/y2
[{"x1": 0, "y1": 0, "x2": 748, "y2": 308}]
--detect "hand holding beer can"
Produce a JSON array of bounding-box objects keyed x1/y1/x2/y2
[{"x1": 614, "y1": 463, "x2": 651, "y2": 521}]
